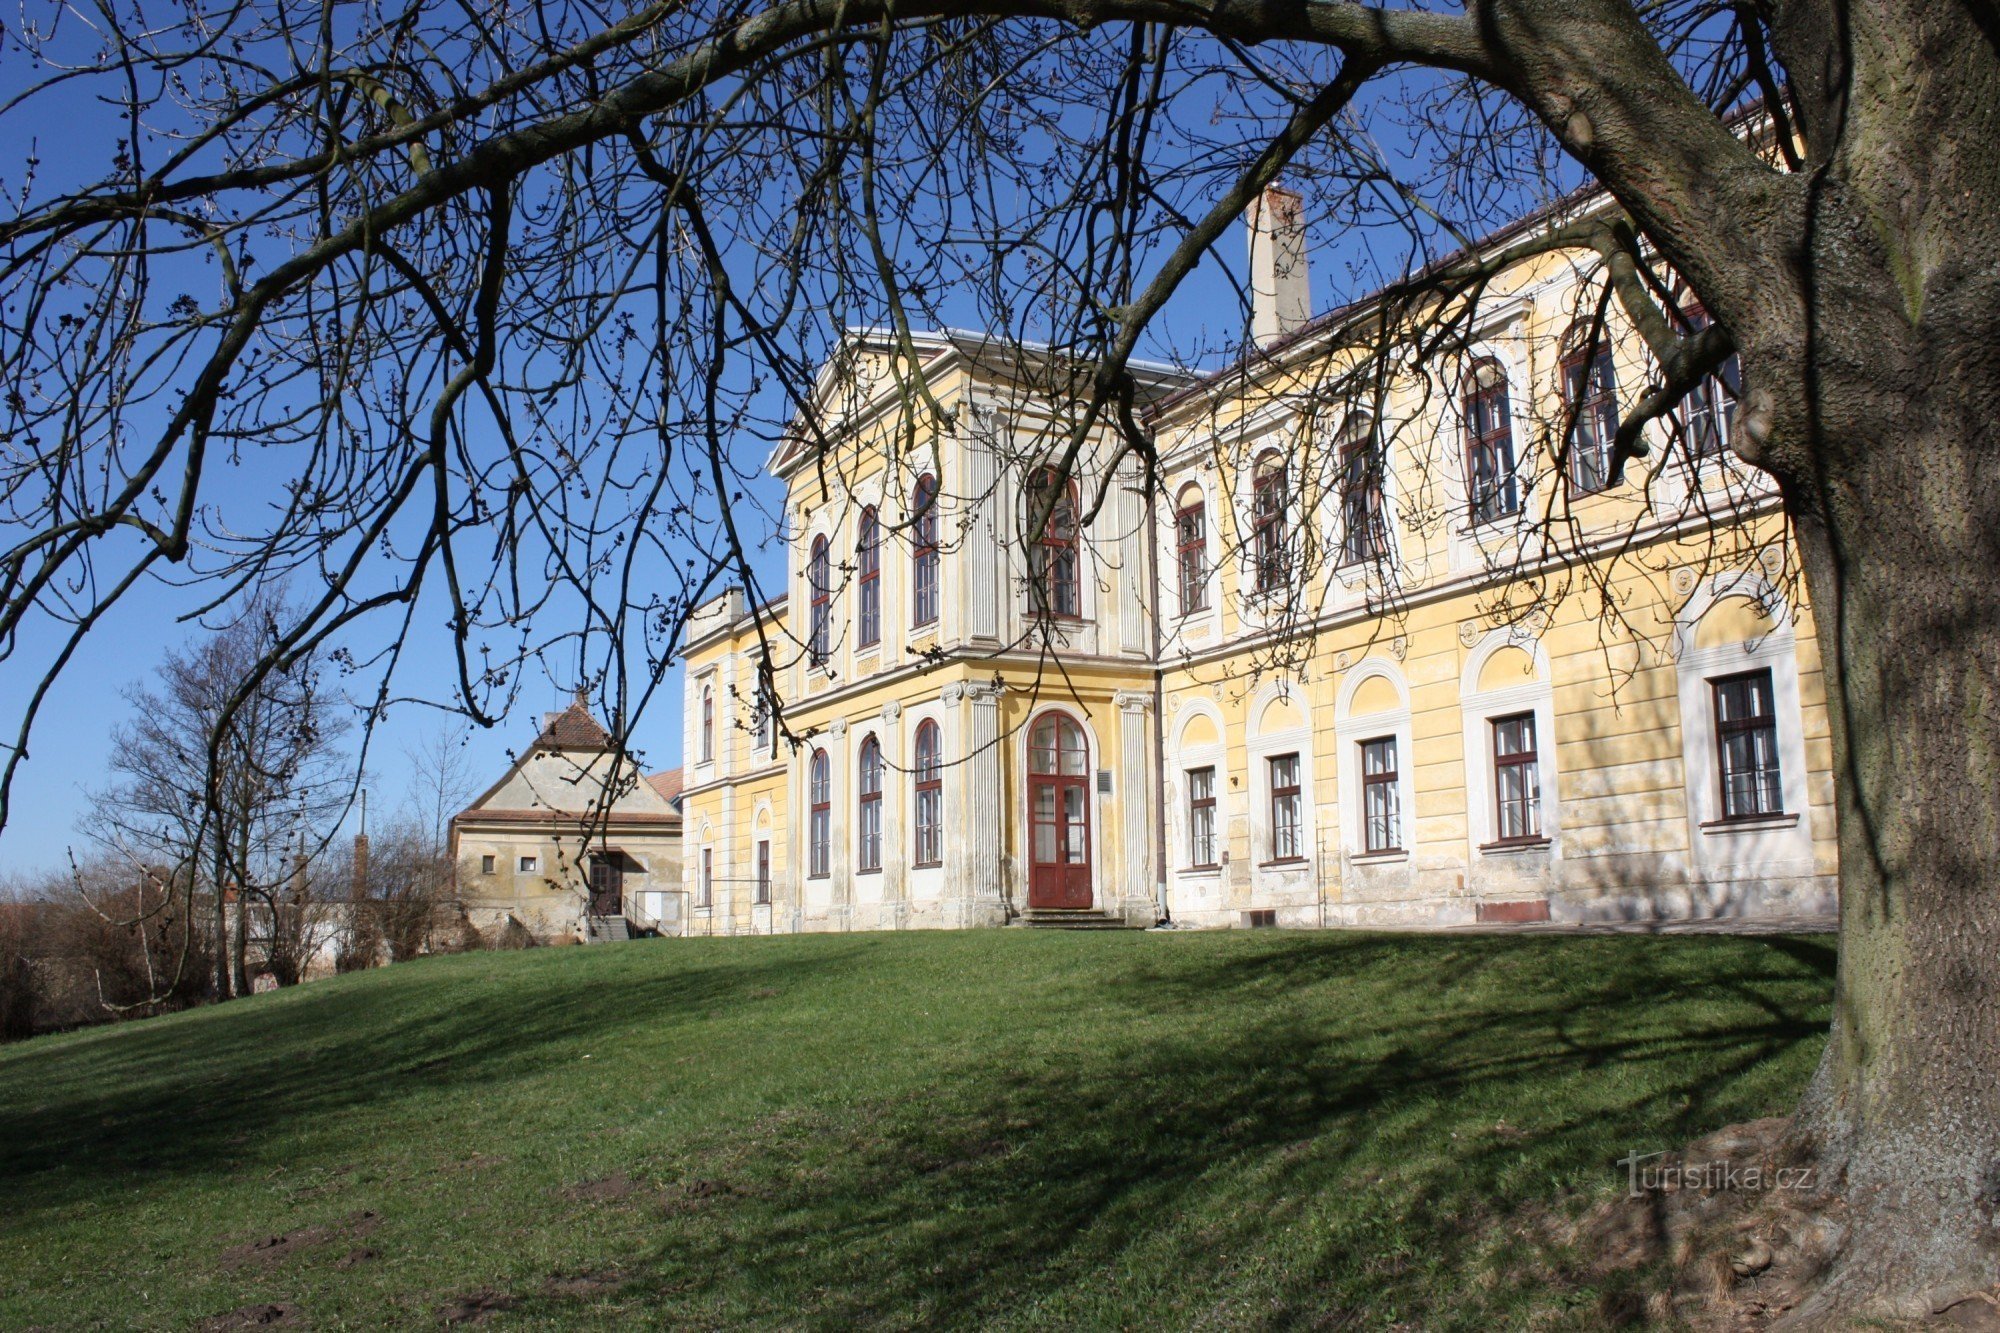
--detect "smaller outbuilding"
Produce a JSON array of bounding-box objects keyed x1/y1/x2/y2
[{"x1": 450, "y1": 695, "x2": 682, "y2": 942}]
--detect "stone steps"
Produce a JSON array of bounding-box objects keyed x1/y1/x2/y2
[
  {"x1": 1015, "y1": 909, "x2": 1137, "y2": 931},
  {"x1": 586, "y1": 915, "x2": 631, "y2": 943}
]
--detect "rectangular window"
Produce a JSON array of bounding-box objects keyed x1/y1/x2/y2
[
  {"x1": 1268, "y1": 753, "x2": 1302, "y2": 861},
  {"x1": 1677, "y1": 304, "x2": 1740, "y2": 462},
  {"x1": 1176, "y1": 500, "x2": 1207, "y2": 614},
  {"x1": 481, "y1": 854, "x2": 495, "y2": 875},
  {"x1": 1361, "y1": 737, "x2": 1401, "y2": 853},
  {"x1": 1713, "y1": 669, "x2": 1784, "y2": 819},
  {"x1": 755, "y1": 840, "x2": 771, "y2": 905},
  {"x1": 858, "y1": 791, "x2": 882, "y2": 871},
  {"x1": 857, "y1": 509, "x2": 881, "y2": 648},
  {"x1": 1491, "y1": 713, "x2": 1542, "y2": 843},
  {"x1": 809, "y1": 807, "x2": 829, "y2": 878},
  {"x1": 912, "y1": 477, "x2": 940, "y2": 628},
  {"x1": 1465, "y1": 371, "x2": 1519, "y2": 523},
  {"x1": 1252, "y1": 462, "x2": 1287, "y2": 593},
  {"x1": 1187, "y1": 765, "x2": 1217, "y2": 867},
  {"x1": 1339, "y1": 437, "x2": 1386, "y2": 565},
  {"x1": 699, "y1": 848, "x2": 713, "y2": 908},
  {"x1": 518, "y1": 854, "x2": 537, "y2": 873},
  {"x1": 1564, "y1": 345, "x2": 1619, "y2": 495}
]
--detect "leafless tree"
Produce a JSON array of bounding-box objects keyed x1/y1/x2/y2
[
  {"x1": 0, "y1": 0, "x2": 1992, "y2": 1316},
  {"x1": 88, "y1": 594, "x2": 352, "y2": 996}
]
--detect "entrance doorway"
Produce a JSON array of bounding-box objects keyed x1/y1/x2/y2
[
  {"x1": 588, "y1": 853, "x2": 625, "y2": 916},
  {"x1": 1027, "y1": 714, "x2": 1093, "y2": 909}
]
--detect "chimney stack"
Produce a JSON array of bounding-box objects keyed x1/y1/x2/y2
[{"x1": 1246, "y1": 185, "x2": 1310, "y2": 348}]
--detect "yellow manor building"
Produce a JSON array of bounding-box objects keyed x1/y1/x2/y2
[{"x1": 675, "y1": 188, "x2": 1838, "y2": 935}]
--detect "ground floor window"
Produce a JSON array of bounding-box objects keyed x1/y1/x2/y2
[
  {"x1": 699, "y1": 848, "x2": 713, "y2": 908},
  {"x1": 518, "y1": 854, "x2": 537, "y2": 873},
  {"x1": 1713, "y1": 669, "x2": 1783, "y2": 819},
  {"x1": 1187, "y1": 765, "x2": 1217, "y2": 867},
  {"x1": 755, "y1": 840, "x2": 771, "y2": 904},
  {"x1": 809, "y1": 748, "x2": 830, "y2": 878},
  {"x1": 1268, "y1": 753, "x2": 1302, "y2": 861},
  {"x1": 1491, "y1": 713, "x2": 1541, "y2": 842},
  {"x1": 1361, "y1": 737, "x2": 1401, "y2": 852},
  {"x1": 480, "y1": 854, "x2": 495, "y2": 875}
]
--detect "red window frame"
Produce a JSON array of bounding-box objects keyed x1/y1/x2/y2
[
  {"x1": 1028, "y1": 467, "x2": 1081, "y2": 619},
  {"x1": 913, "y1": 719, "x2": 942, "y2": 867},
  {"x1": 1360, "y1": 736, "x2": 1401, "y2": 853},
  {"x1": 911, "y1": 473, "x2": 939, "y2": 628},
  {"x1": 857, "y1": 506, "x2": 881, "y2": 648},
  {"x1": 1187, "y1": 765, "x2": 1217, "y2": 868},
  {"x1": 755, "y1": 839, "x2": 771, "y2": 905},
  {"x1": 1338, "y1": 416, "x2": 1385, "y2": 565},
  {"x1": 857, "y1": 734, "x2": 883, "y2": 872},
  {"x1": 1252, "y1": 454, "x2": 1287, "y2": 593},
  {"x1": 1712, "y1": 668, "x2": 1784, "y2": 820},
  {"x1": 1268, "y1": 752, "x2": 1303, "y2": 862},
  {"x1": 1175, "y1": 489, "x2": 1207, "y2": 614},
  {"x1": 1490, "y1": 712, "x2": 1543, "y2": 844},
  {"x1": 808, "y1": 748, "x2": 830, "y2": 878},
  {"x1": 808, "y1": 536, "x2": 831, "y2": 665},
  {"x1": 1464, "y1": 360, "x2": 1518, "y2": 523},
  {"x1": 700, "y1": 685, "x2": 714, "y2": 762},
  {"x1": 1560, "y1": 328, "x2": 1619, "y2": 495}
]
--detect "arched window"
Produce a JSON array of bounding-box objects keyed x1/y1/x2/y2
[
  {"x1": 808, "y1": 535, "x2": 831, "y2": 665},
  {"x1": 1251, "y1": 451, "x2": 1287, "y2": 593},
  {"x1": 1337, "y1": 413, "x2": 1386, "y2": 565},
  {"x1": 857, "y1": 506, "x2": 881, "y2": 649},
  {"x1": 1673, "y1": 301, "x2": 1740, "y2": 461},
  {"x1": 1561, "y1": 325, "x2": 1619, "y2": 494},
  {"x1": 1174, "y1": 484, "x2": 1207, "y2": 615},
  {"x1": 857, "y1": 735, "x2": 883, "y2": 872},
  {"x1": 912, "y1": 720, "x2": 942, "y2": 867},
  {"x1": 1463, "y1": 358, "x2": 1518, "y2": 523},
  {"x1": 751, "y1": 683, "x2": 774, "y2": 755},
  {"x1": 911, "y1": 474, "x2": 940, "y2": 628},
  {"x1": 808, "y1": 749, "x2": 830, "y2": 877},
  {"x1": 1026, "y1": 467, "x2": 1081, "y2": 619},
  {"x1": 700, "y1": 685, "x2": 714, "y2": 762}
]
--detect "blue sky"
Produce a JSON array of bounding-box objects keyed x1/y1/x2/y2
[{"x1": 0, "y1": 30, "x2": 1587, "y2": 878}]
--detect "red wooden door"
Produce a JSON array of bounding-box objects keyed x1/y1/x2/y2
[
  {"x1": 1027, "y1": 715, "x2": 1093, "y2": 909},
  {"x1": 589, "y1": 857, "x2": 623, "y2": 916}
]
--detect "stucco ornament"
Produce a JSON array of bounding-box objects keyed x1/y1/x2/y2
[
  {"x1": 1671, "y1": 565, "x2": 1698, "y2": 596},
  {"x1": 1458, "y1": 619, "x2": 1480, "y2": 646},
  {"x1": 1391, "y1": 635, "x2": 1408, "y2": 662}
]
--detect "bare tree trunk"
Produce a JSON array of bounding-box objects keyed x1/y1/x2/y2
[{"x1": 1780, "y1": 355, "x2": 2000, "y2": 1319}]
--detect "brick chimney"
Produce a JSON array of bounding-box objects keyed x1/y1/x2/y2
[{"x1": 1245, "y1": 185, "x2": 1310, "y2": 348}]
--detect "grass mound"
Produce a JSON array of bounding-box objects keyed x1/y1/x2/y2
[{"x1": 0, "y1": 929, "x2": 1833, "y2": 1329}]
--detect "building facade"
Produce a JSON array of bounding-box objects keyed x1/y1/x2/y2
[
  {"x1": 677, "y1": 190, "x2": 1837, "y2": 935},
  {"x1": 452, "y1": 698, "x2": 684, "y2": 942}
]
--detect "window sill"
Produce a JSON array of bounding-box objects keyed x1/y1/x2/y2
[
  {"x1": 1259, "y1": 856, "x2": 1309, "y2": 869},
  {"x1": 912, "y1": 860, "x2": 942, "y2": 871},
  {"x1": 1349, "y1": 849, "x2": 1408, "y2": 865},
  {"x1": 1700, "y1": 812, "x2": 1799, "y2": 833},
  {"x1": 1181, "y1": 863, "x2": 1221, "y2": 876},
  {"x1": 807, "y1": 873, "x2": 829, "y2": 882},
  {"x1": 1479, "y1": 837, "x2": 1551, "y2": 854},
  {"x1": 856, "y1": 867, "x2": 882, "y2": 876}
]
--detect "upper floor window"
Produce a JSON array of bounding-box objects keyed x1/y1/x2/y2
[
  {"x1": 1174, "y1": 486, "x2": 1207, "y2": 615},
  {"x1": 1464, "y1": 358, "x2": 1519, "y2": 523},
  {"x1": 857, "y1": 735, "x2": 883, "y2": 872},
  {"x1": 1251, "y1": 452, "x2": 1288, "y2": 593},
  {"x1": 911, "y1": 473, "x2": 940, "y2": 628},
  {"x1": 1561, "y1": 327, "x2": 1619, "y2": 495},
  {"x1": 1187, "y1": 765, "x2": 1217, "y2": 868},
  {"x1": 700, "y1": 685, "x2": 714, "y2": 762},
  {"x1": 1491, "y1": 713, "x2": 1542, "y2": 843},
  {"x1": 1338, "y1": 413, "x2": 1387, "y2": 565},
  {"x1": 1675, "y1": 302, "x2": 1740, "y2": 462},
  {"x1": 808, "y1": 748, "x2": 830, "y2": 877},
  {"x1": 1026, "y1": 467, "x2": 1081, "y2": 619},
  {"x1": 1361, "y1": 737, "x2": 1401, "y2": 853},
  {"x1": 1713, "y1": 669, "x2": 1783, "y2": 819},
  {"x1": 808, "y1": 536, "x2": 832, "y2": 666},
  {"x1": 857, "y1": 506, "x2": 881, "y2": 649},
  {"x1": 751, "y1": 684, "x2": 773, "y2": 755},
  {"x1": 913, "y1": 719, "x2": 942, "y2": 867},
  {"x1": 1268, "y1": 753, "x2": 1302, "y2": 861}
]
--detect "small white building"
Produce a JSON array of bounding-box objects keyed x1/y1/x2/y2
[{"x1": 451, "y1": 696, "x2": 683, "y2": 942}]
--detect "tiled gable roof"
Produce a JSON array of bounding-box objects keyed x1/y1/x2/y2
[
  {"x1": 534, "y1": 696, "x2": 614, "y2": 751},
  {"x1": 646, "y1": 768, "x2": 684, "y2": 804}
]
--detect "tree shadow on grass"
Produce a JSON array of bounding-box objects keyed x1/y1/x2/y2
[
  {"x1": 554, "y1": 933, "x2": 1833, "y2": 1331},
  {"x1": 0, "y1": 939, "x2": 873, "y2": 1208}
]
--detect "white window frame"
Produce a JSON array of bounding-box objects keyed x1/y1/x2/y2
[{"x1": 1459, "y1": 630, "x2": 1561, "y2": 860}]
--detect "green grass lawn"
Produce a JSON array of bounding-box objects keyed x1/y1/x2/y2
[{"x1": 0, "y1": 929, "x2": 1834, "y2": 1330}]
